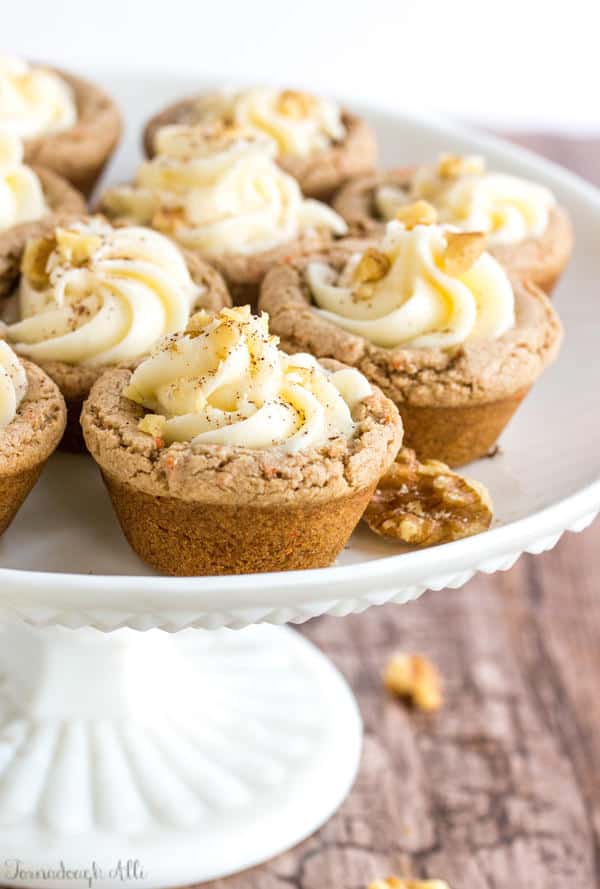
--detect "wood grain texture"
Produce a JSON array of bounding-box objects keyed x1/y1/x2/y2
[{"x1": 199, "y1": 135, "x2": 600, "y2": 889}]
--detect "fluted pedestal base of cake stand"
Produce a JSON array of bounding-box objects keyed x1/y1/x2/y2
[{"x1": 0, "y1": 621, "x2": 361, "y2": 889}]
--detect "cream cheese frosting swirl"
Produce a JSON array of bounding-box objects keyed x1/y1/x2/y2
[
  {"x1": 0, "y1": 341, "x2": 27, "y2": 429},
  {"x1": 0, "y1": 55, "x2": 77, "y2": 139},
  {"x1": 376, "y1": 155, "x2": 556, "y2": 247},
  {"x1": 307, "y1": 219, "x2": 515, "y2": 349},
  {"x1": 187, "y1": 87, "x2": 346, "y2": 157},
  {"x1": 126, "y1": 305, "x2": 372, "y2": 452},
  {"x1": 0, "y1": 132, "x2": 48, "y2": 230},
  {"x1": 101, "y1": 124, "x2": 347, "y2": 256},
  {"x1": 6, "y1": 219, "x2": 203, "y2": 366}
]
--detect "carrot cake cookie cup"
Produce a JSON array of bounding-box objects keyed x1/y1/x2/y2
[
  {"x1": 0, "y1": 341, "x2": 66, "y2": 535},
  {"x1": 1, "y1": 217, "x2": 231, "y2": 452},
  {"x1": 260, "y1": 210, "x2": 563, "y2": 467},
  {"x1": 0, "y1": 55, "x2": 121, "y2": 197},
  {"x1": 100, "y1": 123, "x2": 348, "y2": 309},
  {"x1": 333, "y1": 154, "x2": 573, "y2": 294},
  {"x1": 143, "y1": 86, "x2": 377, "y2": 200},
  {"x1": 82, "y1": 306, "x2": 402, "y2": 575}
]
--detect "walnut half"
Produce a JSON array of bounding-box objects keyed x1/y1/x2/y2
[
  {"x1": 383, "y1": 653, "x2": 443, "y2": 712},
  {"x1": 364, "y1": 448, "x2": 493, "y2": 547}
]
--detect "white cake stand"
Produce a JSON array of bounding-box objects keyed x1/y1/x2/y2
[{"x1": 0, "y1": 78, "x2": 599, "y2": 889}]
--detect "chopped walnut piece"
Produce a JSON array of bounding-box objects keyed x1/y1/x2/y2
[
  {"x1": 394, "y1": 200, "x2": 438, "y2": 229},
  {"x1": 211, "y1": 119, "x2": 244, "y2": 140},
  {"x1": 364, "y1": 447, "x2": 493, "y2": 547},
  {"x1": 437, "y1": 153, "x2": 485, "y2": 179},
  {"x1": 21, "y1": 235, "x2": 56, "y2": 287},
  {"x1": 369, "y1": 878, "x2": 450, "y2": 889},
  {"x1": 383, "y1": 653, "x2": 443, "y2": 711},
  {"x1": 440, "y1": 230, "x2": 487, "y2": 276},
  {"x1": 138, "y1": 414, "x2": 166, "y2": 438},
  {"x1": 276, "y1": 89, "x2": 315, "y2": 119},
  {"x1": 152, "y1": 205, "x2": 187, "y2": 234},
  {"x1": 353, "y1": 248, "x2": 391, "y2": 286},
  {"x1": 55, "y1": 228, "x2": 102, "y2": 265},
  {"x1": 186, "y1": 310, "x2": 213, "y2": 337}
]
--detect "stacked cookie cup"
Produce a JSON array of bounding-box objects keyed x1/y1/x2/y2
[{"x1": 0, "y1": 66, "x2": 571, "y2": 576}]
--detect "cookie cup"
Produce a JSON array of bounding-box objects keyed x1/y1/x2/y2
[
  {"x1": 23, "y1": 68, "x2": 122, "y2": 197},
  {"x1": 143, "y1": 101, "x2": 377, "y2": 200},
  {"x1": 0, "y1": 168, "x2": 86, "y2": 298},
  {"x1": 0, "y1": 359, "x2": 66, "y2": 535},
  {"x1": 82, "y1": 362, "x2": 402, "y2": 576},
  {"x1": 3, "y1": 252, "x2": 231, "y2": 453},
  {"x1": 259, "y1": 248, "x2": 563, "y2": 467},
  {"x1": 333, "y1": 168, "x2": 574, "y2": 294}
]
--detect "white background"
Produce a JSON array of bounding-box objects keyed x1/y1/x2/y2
[{"x1": 3, "y1": 0, "x2": 596, "y2": 131}]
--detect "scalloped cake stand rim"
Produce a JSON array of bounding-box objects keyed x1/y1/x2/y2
[{"x1": 0, "y1": 477, "x2": 598, "y2": 622}]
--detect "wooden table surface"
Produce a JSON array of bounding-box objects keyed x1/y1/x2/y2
[{"x1": 205, "y1": 135, "x2": 600, "y2": 889}]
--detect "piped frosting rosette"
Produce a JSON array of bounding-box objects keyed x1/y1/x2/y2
[
  {"x1": 188, "y1": 87, "x2": 346, "y2": 157},
  {"x1": 0, "y1": 55, "x2": 77, "y2": 139},
  {"x1": 101, "y1": 124, "x2": 347, "y2": 256},
  {"x1": 307, "y1": 211, "x2": 515, "y2": 349},
  {"x1": 376, "y1": 154, "x2": 556, "y2": 247},
  {"x1": 126, "y1": 305, "x2": 372, "y2": 452},
  {"x1": 6, "y1": 219, "x2": 203, "y2": 366},
  {"x1": 0, "y1": 132, "x2": 48, "y2": 230}
]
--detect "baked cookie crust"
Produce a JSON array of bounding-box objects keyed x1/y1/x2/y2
[
  {"x1": 200, "y1": 230, "x2": 338, "y2": 310},
  {"x1": 0, "y1": 358, "x2": 66, "y2": 534},
  {"x1": 82, "y1": 360, "x2": 402, "y2": 574}
]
